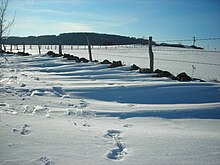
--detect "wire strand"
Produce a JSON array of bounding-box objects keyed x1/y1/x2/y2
[{"x1": 156, "y1": 37, "x2": 220, "y2": 43}]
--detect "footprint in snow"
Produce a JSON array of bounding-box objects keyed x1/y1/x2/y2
[
  {"x1": 107, "y1": 141, "x2": 128, "y2": 160},
  {"x1": 83, "y1": 123, "x2": 91, "y2": 127},
  {"x1": 12, "y1": 124, "x2": 30, "y2": 136},
  {"x1": 29, "y1": 156, "x2": 54, "y2": 165},
  {"x1": 103, "y1": 129, "x2": 128, "y2": 160},
  {"x1": 74, "y1": 99, "x2": 88, "y2": 109},
  {"x1": 104, "y1": 130, "x2": 121, "y2": 140},
  {"x1": 52, "y1": 86, "x2": 66, "y2": 97},
  {"x1": 123, "y1": 124, "x2": 133, "y2": 128},
  {"x1": 20, "y1": 124, "x2": 30, "y2": 135}
]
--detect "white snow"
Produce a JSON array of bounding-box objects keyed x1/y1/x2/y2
[{"x1": 0, "y1": 46, "x2": 220, "y2": 165}]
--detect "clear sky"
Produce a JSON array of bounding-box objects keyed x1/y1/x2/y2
[{"x1": 7, "y1": 0, "x2": 220, "y2": 49}]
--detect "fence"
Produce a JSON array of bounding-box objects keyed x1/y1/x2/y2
[{"x1": 2, "y1": 36, "x2": 220, "y2": 80}]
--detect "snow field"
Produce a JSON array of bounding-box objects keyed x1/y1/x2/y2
[
  {"x1": 0, "y1": 50, "x2": 220, "y2": 165},
  {"x1": 6, "y1": 44, "x2": 220, "y2": 80}
]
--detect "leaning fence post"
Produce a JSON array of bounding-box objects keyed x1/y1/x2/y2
[
  {"x1": 149, "y1": 36, "x2": 154, "y2": 72},
  {"x1": 85, "y1": 33, "x2": 92, "y2": 62}
]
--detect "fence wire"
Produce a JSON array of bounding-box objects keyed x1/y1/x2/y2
[
  {"x1": 155, "y1": 37, "x2": 220, "y2": 43},
  {"x1": 96, "y1": 53, "x2": 220, "y2": 67}
]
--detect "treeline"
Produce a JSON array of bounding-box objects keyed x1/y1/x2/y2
[
  {"x1": 157, "y1": 43, "x2": 203, "y2": 49},
  {"x1": 3, "y1": 32, "x2": 149, "y2": 46}
]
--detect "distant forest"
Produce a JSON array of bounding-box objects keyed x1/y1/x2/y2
[
  {"x1": 3, "y1": 32, "x2": 203, "y2": 49},
  {"x1": 3, "y1": 32, "x2": 149, "y2": 46}
]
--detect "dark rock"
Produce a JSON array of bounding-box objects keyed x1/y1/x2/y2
[
  {"x1": 153, "y1": 69, "x2": 174, "y2": 78},
  {"x1": 130, "y1": 64, "x2": 140, "y2": 71},
  {"x1": 67, "y1": 55, "x2": 75, "y2": 60},
  {"x1": 47, "y1": 51, "x2": 62, "y2": 57},
  {"x1": 17, "y1": 52, "x2": 30, "y2": 56},
  {"x1": 159, "y1": 71, "x2": 172, "y2": 77},
  {"x1": 63, "y1": 54, "x2": 80, "y2": 62},
  {"x1": 66, "y1": 56, "x2": 75, "y2": 60},
  {"x1": 139, "y1": 68, "x2": 152, "y2": 73},
  {"x1": 154, "y1": 69, "x2": 163, "y2": 74},
  {"x1": 63, "y1": 53, "x2": 71, "y2": 58},
  {"x1": 6, "y1": 51, "x2": 15, "y2": 54},
  {"x1": 0, "y1": 50, "x2": 6, "y2": 54},
  {"x1": 176, "y1": 72, "x2": 192, "y2": 82},
  {"x1": 100, "y1": 59, "x2": 112, "y2": 64},
  {"x1": 74, "y1": 57, "x2": 80, "y2": 62},
  {"x1": 46, "y1": 51, "x2": 56, "y2": 56},
  {"x1": 193, "y1": 78, "x2": 206, "y2": 82},
  {"x1": 199, "y1": 79, "x2": 206, "y2": 82},
  {"x1": 169, "y1": 75, "x2": 177, "y2": 80},
  {"x1": 154, "y1": 69, "x2": 172, "y2": 77},
  {"x1": 79, "y1": 57, "x2": 89, "y2": 63},
  {"x1": 53, "y1": 54, "x2": 63, "y2": 57},
  {"x1": 109, "y1": 61, "x2": 122, "y2": 68}
]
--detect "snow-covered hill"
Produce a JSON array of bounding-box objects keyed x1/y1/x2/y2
[{"x1": 0, "y1": 51, "x2": 220, "y2": 165}]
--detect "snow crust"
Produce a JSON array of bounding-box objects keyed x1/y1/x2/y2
[{"x1": 0, "y1": 48, "x2": 220, "y2": 165}]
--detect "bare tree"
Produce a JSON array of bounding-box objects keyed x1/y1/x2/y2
[{"x1": 0, "y1": 0, "x2": 15, "y2": 54}]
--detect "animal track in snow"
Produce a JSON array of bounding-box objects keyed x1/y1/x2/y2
[
  {"x1": 29, "y1": 156, "x2": 54, "y2": 165},
  {"x1": 103, "y1": 129, "x2": 128, "y2": 160},
  {"x1": 104, "y1": 130, "x2": 121, "y2": 140},
  {"x1": 74, "y1": 99, "x2": 88, "y2": 109},
  {"x1": 20, "y1": 124, "x2": 30, "y2": 135},
  {"x1": 52, "y1": 86, "x2": 66, "y2": 97},
  {"x1": 12, "y1": 124, "x2": 30, "y2": 136},
  {"x1": 123, "y1": 124, "x2": 133, "y2": 128},
  {"x1": 107, "y1": 141, "x2": 128, "y2": 160}
]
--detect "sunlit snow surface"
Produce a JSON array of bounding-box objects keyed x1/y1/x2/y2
[
  {"x1": 22, "y1": 45, "x2": 220, "y2": 80},
  {"x1": 0, "y1": 46, "x2": 220, "y2": 165}
]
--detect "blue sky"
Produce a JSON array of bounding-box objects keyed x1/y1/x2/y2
[{"x1": 7, "y1": 0, "x2": 220, "y2": 49}]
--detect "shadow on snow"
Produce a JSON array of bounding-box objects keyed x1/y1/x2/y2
[{"x1": 96, "y1": 108, "x2": 220, "y2": 119}]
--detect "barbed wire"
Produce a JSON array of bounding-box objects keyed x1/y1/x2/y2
[
  {"x1": 153, "y1": 49, "x2": 220, "y2": 53},
  {"x1": 155, "y1": 58, "x2": 220, "y2": 66},
  {"x1": 96, "y1": 53, "x2": 220, "y2": 66},
  {"x1": 155, "y1": 37, "x2": 220, "y2": 43}
]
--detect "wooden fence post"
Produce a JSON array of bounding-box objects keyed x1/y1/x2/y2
[
  {"x1": 2, "y1": 44, "x2": 6, "y2": 51},
  {"x1": 193, "y1": 37, "x2": 196, "y2": 46},
  {"x1": 10, "y1": 45, "x2": 12, "y2": 52},
  {"x1": 85, "y1": 34, "x2": 92, "y2": 62},
  {"x1": 38, "y1": 45, "x2": 41, "y2": 54},
  {"x1": 59, "y1": 44, "x2": 62, "y2": 55},
  {"x1": 23, "y1": 44, "x2": 25, "y2": 53},
  {"x1": 149, "y1": 36, "x2": 154, "y2": 72}
]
